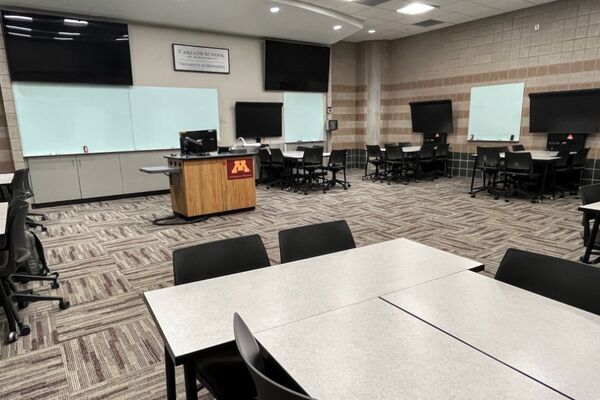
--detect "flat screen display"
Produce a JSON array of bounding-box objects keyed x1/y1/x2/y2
[
  {"x1": 530, "y1": 89, "x2": 600, "y2": 133},
  {"x1": 2, "y1": 10, "x2": 133, "y2": 85},
  {"x1": 410, "y1": 100, "x2": 454, "y2": 133},
  {"x1": 265, "y1": 40, "x2": 330, "y2": 93},
  {"x1": 179, "y1": 130, "x2": 218, "y2": 154},
  {"x1": 235, "y1": 102, "x2": 283, "y2": 138}
]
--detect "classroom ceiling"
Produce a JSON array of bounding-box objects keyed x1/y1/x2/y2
[
  {"x1": 0, "y1": 0, "x2": 362, "y2": 45},
  {"x1": 0, "y1": 0, "x2": 556, "y2": 44},
  {"x1": 305, "y1": 0, "x2": 557, "y2": 42}
]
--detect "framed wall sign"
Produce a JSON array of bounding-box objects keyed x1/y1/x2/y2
[{"x1": 172, "y1": 44, "x2": 230, "y2": 74}]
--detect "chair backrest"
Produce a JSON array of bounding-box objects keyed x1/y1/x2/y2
[
  {"x1": 398, "y1": 142, "x2": 412, "y2": 148},
  {"x1": 555, "y1": 148, "x2": 571, "y2": 168},
  {"x1": 11, "y1": 169, "x2": 31, "y2": 199},
  {"x1": 496, "y1": 248, "x2": 600, "y2": 316},
  {"x1": 572, "y1": 147, "x2": 590, "y2": 168},
  {"x1": 581, "y1": 183, "x2": 600, "y2": 206},
  {"x1": 328, "y1": 149, "x2": 346, "y2": 166},
  {"x1": 173, "y1": 235, "x2": 270, "y2": 285},
  {"x1": 312, "y1": 145, "x2": 324, "y2": 149},
  {"x1": 511, "y1": 144, "x2": 525, "y2": 152},
  {"x1": 6, "y1": 199, "x2": 31, "y2": 274},
  {"x1": 419, "y1": 142, "x2": 435, "y2": 159},
  {"x1": 296, "y1": 146, "x2": 310, "y2": 152},
  {"x1": 384, "y1": 144, "x2": 403, "y2": 161},
  {"x1": 278, "y1": 220, "x2": 356, "y2": 264},
  {"x1": 435, "y1": 143, "x2": 450, "y2": 158},
  {"x1": 504, "y1": 151, "x2": 532, "y2": 173},
  {"x1": 302, "y1": 147, "x2": 323, "y2": 166},
  {"x1": 366, "y1": 145, "x2": 381, "y2": 159},
  {"x1": 234, "y1": 313, "x2": 315, "y2": 400},
  {"x1": 476, "y1": 146, "x2": 500, "y2": 168},
  {"x1": 270, "y1": 148, "x2": 285, "y2": 164},
  {"x1": 258, "y1": 148, "x2": 272, "y2": 165}
]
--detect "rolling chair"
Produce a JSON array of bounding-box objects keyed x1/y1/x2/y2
[
  {"x1": 234, "y1": 313, "x2": 315, "y2": 400},
  {"x1": 300, "y1": 147, "x2": 326, "y2": 195},
  {"x1": 11, "y1": 169, "x2": 47, "y2": 232},
  {"x1": 384, "y1": 144, "x2": 407, "y2": 185},
  {"x1": 278, "y1": 220, "x2": 356, "y2": 264},
  {"x1": 172, "y1": 234, "x2": 271, "y2": 400},
  {"x1": 496, "y1": 248, "x2": 600, "y2": 316},
  {"x1": 434, "y1": 143, "x2": 451, "y2": 178},
  {"x1": 571, "y1": 148, "x2": 590, "y2": 193},
  {"x1": 503, "y1": 152, "x2": 540, "y2": 202},
  {"x1": 552, "y1": 148, "x2": 573, "y2": 198},
  {"x1": 580, "y1": 183, "x2": 600, "y2": 261},
  {"x1": 470, "y1": 147, "x2": 501, "y2": 198},
  {"x1": 512, "y1": 144, "x2": 525, "y2": 151},
  {"x1": 258, "y1": 148, "x2": 274, "y2": 187},
  {"x1": 1, "y1": 200, "x2": 69, "y2": 343},
  {"x1": 416, "y1": 142, "x2": 436, "y2": 181},
  {"x1": 269, "y1": 148, "x2": 286, "y2": 189},
  {"x1": 323, "y1": 149, "x2": 350, "y2": 190},
  {"x1": 363, "y1": 145, "x2": 384, "y2": 181}
]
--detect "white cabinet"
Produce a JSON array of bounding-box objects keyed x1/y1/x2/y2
[
  {"x1": 28, "y1": 156, "x2": 81, "y2": 203},
  {"x1": 77, "y1": 154, "x2": 124, "y2": 198}
]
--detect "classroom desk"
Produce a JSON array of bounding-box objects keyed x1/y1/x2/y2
[
  {"x1": 256, "y1": 299, "x2": 566, "y2": 400},
  {"x1": 379, "y1": 146, "x2": 422, "y2": 153},
  {"x1": 144, "y1": 238, "x2": 483, "y2": 400},
  {"x1": 579, "y1": 201, "x2": 600, "y2": 263},
  {"x1": 382, "y1": 271, "x2": 600, "y2": 400},
  {"x1": 0, "y1": 173, "x2": 14, "y2": 201},
  {"x1": 282, "y1": 150, "x2": 331, "y2": 159}
]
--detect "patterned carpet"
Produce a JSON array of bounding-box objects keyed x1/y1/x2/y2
[{"x1": 0, "y1": 170, "x2": 586, "y2": 399}]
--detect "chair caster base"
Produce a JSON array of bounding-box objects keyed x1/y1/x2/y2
[
  {"x1": 51, "y1": 281, "x2": 59, "y2": 289},
  {"x1": 7, "y1": 331, "x2": 18, "y2": 343},
  {"x1": 18, "y1": 301, "x2": 29, "y2": 309},
  {"x1": 471, "y1": 194, "x2": 476, "y2": 198},
  {"x1": 20, "y1": 324, "x2": 31, "y2": 336},
  {"x1": 59, "y1": 300, "x2": 70, "y2": 310}
]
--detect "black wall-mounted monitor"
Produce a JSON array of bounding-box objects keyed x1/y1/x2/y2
[
  {"x1": 235, "y1": 102, "x2": 283, "y2": 138},
  {"x1": 179, "y1": 130, "x2": 218, "y2": 155},
  {"x1": 529, "y1": 89, "x2": 600, "y2": 133},
  {"x1": 409, "y1": 100, "x2": 454, "y2": 134},
  {"x1": 1, "y1": 10, "x2": 133, "y2": 85},
  {"x1": 265, "y1": 40, "x2": 330, "y2": 93}
]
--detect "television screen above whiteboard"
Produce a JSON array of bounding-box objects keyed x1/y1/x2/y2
[{"x1": 468, "y1": 82, "x2": 525, "y2": 142}]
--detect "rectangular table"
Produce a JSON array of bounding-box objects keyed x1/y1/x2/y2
[
  {"x1": 256, "y1": 299, "x2": 566, "y2": 399},
  {"x1": 283, "y1": 150, "x2": 331, "y2": 159},
  {"x1": 0, "y1": 173, "x2": 14, "y2": 186},
  {"x1": 579, "y1": 201, "x2": 600, "y2": 263},
  {"x1": 144, "y1": 238, "x2": 484, "y2": 399},
  {"x1": 382, "y1": 271, "x2": 600, "y2": 400}
]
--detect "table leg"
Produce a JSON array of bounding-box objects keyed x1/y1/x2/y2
[
  {"x1": 184, "y1": 360, "x2": 199, "y2": 400},
  {"x1": 469, "y1": 156, "x2": 477, "y2": 194},
  {"x1": 165, "y1": 347, "x2": 176, "y2": 400},
  {"x1": 582, "y1": 216, "x2": 600, "y2": 264},
  {"x1": 535, "y1": 163, "x2": 549, "y2": 203}
]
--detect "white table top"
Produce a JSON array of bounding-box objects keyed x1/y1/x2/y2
[
  {"x1": 256, "y1": 299, "x2": 566, "y2": 400},
  {"x1": 144, "y1": 238, "x2": 483, "y2": 362},
  {"x1": 470, "y1": 150, "x2": 562, "y2": 161},
  {"x1": 380, "y1": 146, "x2": 422, "y2": 153},
  {"x1": 0, "y1": 202, "x2": 8, "y2": 235},
  {"x1": 579, "y1": 201, "x2": 600, "y2": 214},
  {"x1": 0, "y1": 173, "x2": 14, "y2": 186},
  {"x1": 382, "y1": 271, "x2": 600, "y2": 400},
  {"x1": 283, "y1": 150, "x2": 331, "y2": 159}
]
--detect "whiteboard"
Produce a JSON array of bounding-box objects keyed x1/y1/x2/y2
[
  {"x1": 468, "y1": 82, "x2": 525, "y2": 142},
  {"x1": 130, "y1": 86, "x2": 219, "y2": 150},
  {"x1": 284, "y1": 92, "x2": 325, "y2": 143},
  {"x1": 13, "y1": 83, "x2": 220, "y2": 156},
  {"x1": 13, "y1": 82, "x2": 135, "y2": 156}
]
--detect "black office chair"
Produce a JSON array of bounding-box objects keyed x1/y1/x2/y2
[
  {"x1": 296, "y1": 146, "x2": 311, "y2": 152},
  {"x1": 300, "y1": 147, "x2": 326, "y2": 195},
  {"x1": 512, "y1": 144, "x2": 525, "y2": 151},
  {"x1": 416, "y1": 142, "x2": 436, "y2": 181},
  {"x1": 384, "y1": 144, "x2": 407, "y2": 185},
  {"x1": 553, "y1": 148, "x2": 572, "y2": 198},
  {"x1": 11, "y1": 169, "x2": 47, "y2": 232},
  {"x1": 470, "y1": 147, "x2": 501, "y2": 198},
  {"x1": 258, "y1": 148, "x2": 274, "y2": 186},
  {"x1": 580, "y1": 183, "x2": 600, "y2": 259},
  {"x1": 398, "y1": 142, "x2": 412, "y2": 147},
  {"x1": 172, "y1": 234, "x2": 271, "y2": 400},
  {"x1": 571, "y1": 147, "x2": 590, "y2": 192},
  {"x1": 234, "y1": 313, "x2": 315, "y2": 400},
  {"x1": 269, "y1": 148, "x2": 286, "y2": 189},
  {"x1": 503, "y1": 152, "x2": 540, "y2": 202},
  {"x1": 324, "y1": 149, "x2": 350, "y2": 190},
  {"x1": 496, "y1": 248, "x2": 600, "y2": 316},
  {"x1": 434, "y1": 143, "x2": 451, "y2": 178},
  {"x1": 278, "y1": 220, "x2": 356, "y2": 264},
  {"x1": 363, "y1": 145, "x2": 384, "y2": 181}
]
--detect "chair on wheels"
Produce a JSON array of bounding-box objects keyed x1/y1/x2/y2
[
  {"x1": 269, "y1": 148, "x2": 286, "y2": 189},
  {"x1": 434, "y1": 143, "x2": 451, "y2": 178},
  {"x1": 300, "y1": 147, "x2": 326, "y2": 195},
  {"x1": 172, "y1": 234, "x2": 271, "y2": 400},
  {"x1": 278, "y1": 220, "x2": 356, "y2": 264},
  {"x1": 470, "y1": 147, "x2": 501, "y2": 198},
  {"x1": 552, "y1": 148, "x2": 572, "y2": 198},
  {"x1": 503, "y1": 152, "x2": 540, "y2": 202},
  {"x1": 1, "y1": 199, "x2": 69, "y2": 343},
  {"x1": 384, "y1": 144, "x2": 407, "y2": 185},
  {"x1": 11, "y1": 169, "x2": 47, "y2": 232},
  {"x1": 512, "y1": 144, "x2": 525, "y2": 151},
  {"x1": 580, "y1": 183, "x2": 600, "y2": 261},
  {"x1": 234, "y1": 313, "x2": 315, "y2": 400},
  {"x1": 258, "y1": 148, "x2": 274, "y2": 187},
  {"x1": 363, "y1": 145, "x2": 384, "y2": 181},
  {"x1": 323, "y1": 149, "x2": 350, "y2": 190},
  {"x1": 571, "y1": 148, "x2": 590, "y2": 193},
  {"x1": 416, "y1": 142, "x2": 436, "y2": 181},
  {"x1": 496, "y1": 248, "x2": 600, "y2": 316}
]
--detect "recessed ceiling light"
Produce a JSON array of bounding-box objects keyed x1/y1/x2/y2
[
  {"x1": 333, "y1": 25, "x2": 342, "y2": 30},
  {"x1": 7, "y1": 32, "x2": 31, "y2": 38},
  {"x1": 64, "y1": 18, "x2": 88, "y2": 26},
  {"x1": 53, "y1": 37, "x2": 73, "y2": 41},
  {"x1": 368, "y1": 29, "x2": 376, "y2": 33},
  {"x1": 397, "y1": 3, "x2": 435, "y2": 15},
  {"x1": 6, "y1": 25, "x2": 32, "y2": 32},
  {"x1": 58, "y1": 31, "x2": 81, "y2": 36},
  {"x1": 3, "y1": 15, "x2": 33, "y2": 22},
  {"x1": 270, "y1": 7, "x2": 280, "y2": 13}
]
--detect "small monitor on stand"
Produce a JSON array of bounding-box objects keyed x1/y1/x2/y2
[
  {"x1": 179, "y1": 130, "x2": 218, "y2": 156},
  {"x1": 423, "y1": 132, "x2": 447, "y2": 144}
]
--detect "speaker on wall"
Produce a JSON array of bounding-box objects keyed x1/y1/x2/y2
[{"x1": 327, "y1": 119, "x2": 338, "y2": 131}]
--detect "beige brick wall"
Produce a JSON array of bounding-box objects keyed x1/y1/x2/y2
[
  {"x1": 0, "y1": 31, "x2": 15, "y2": 172},
  {"x1": 331, "y1": 0, "x2": 600, "y2": 158}
]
